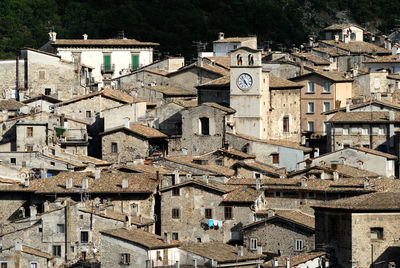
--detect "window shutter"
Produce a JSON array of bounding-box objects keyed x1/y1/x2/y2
[{"x1": 132, "y1": 55, "x2": 139, "y2": 70}]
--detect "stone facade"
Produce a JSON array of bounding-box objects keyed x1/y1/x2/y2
[
  {"x1": 117, "y1": 69, "x2": 169, "y2": 90},
  {"x1": 0, "y1": 59, "x2": 25, "y2": 99},
  {"x1": 146, "y1": 102, "x2": 184, "y2": 136}
]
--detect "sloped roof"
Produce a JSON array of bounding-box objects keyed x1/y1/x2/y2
[
  {"x1": 218, "y1": 148, "x2": 256, "y2": 159},
  {"x1": 0, "y1": 99, "x2": 26, "y2": 111},
  {"x1": 213, "y1": 37, "x2": 256, "y2": 43},
  {"x1": 143, "y1": 68, "x2": 169, "y2": 76},
  {"x1": 181, "y1": 242, "x2": 264, "y2": 263},
  {"x1": 322, "y1": 99, "x2": 400, "y2": 115},
  {"x1": 311, "y1": 47, "x2": 348, "y2": 57},
  {"x1": 204, "y1": 56, "x2": 231, "y2": 69},
  {"x1": 101, "y1": 228, "x2": 181, "y2": 249},
  {"x1": 328, "y1": 111, "x2": 400, "y2": 123},
  {"x1": 167, "y1": 63, "x2": 228, "y2": 77},
  {"x1": 143, "y1": 85, "x2": 196, "y2": 97},
  {"x1": 235, "y1": 160, "x2": 282, "y2": 177},
  {"x1": 290, "y1": 70, "x2": 353, "y2": 82},
  {"x1": 269, "y1": 74, "x2": 303, "y2": 89},
  {"x1": 263, "y1": 251, "x2": 326, "y2": 268},
  {"x1": 364, "y1": 54, "x2": 400, "y2": 63},
  {"x1": 100, "y1": 123, "x2": 167, "y2": 139},
  {"x1": 223, "y1": 186, "x2": 262, "y2": 203},
  {"x1": 22, "y1": 94, "x2": 61, "y2": 104},
  {"x1": 242, "y1": 210, "x2": 315, "y2": 230},
  {"x1": 323, "y1": 23, "x2": 364, "y2": 31},
  {"x1": 291, "y1": 52, "x2": 331, "y2": 65},
  {"x1": 320, "y1": 40, "x2": 391, "y2": 54},
  {"x1": 352, "y1": 146, "x2": 397, "y2": 160},
  {"x1": 202, "y1": 102, "x2": 236, "y2": 114},
  {"x1": 160, "y1": 178, "x2": 232, "y2": 194},
  {"x1": 197, "y1": 75, "x2": 230, "y2": 88},
  {"x1": 52, "y1": 38, "x2": 159, "y2": 47},
  {"x1": 313, "y1": 192, "x2": 400, "y2": 211},
  {"x1": 22, "y1": 245, "x2": 53, "y2": 259}
]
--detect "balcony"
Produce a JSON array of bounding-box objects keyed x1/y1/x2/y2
[
  {"x1": 129, "y1": 64, "x2": 140, "y2": 71},
  {"x1": 101, "y1": 64, "x2": 115, "y2": 74},
  {"x1": 59, "y1": 129, "x2": 89, "y2": 145}
]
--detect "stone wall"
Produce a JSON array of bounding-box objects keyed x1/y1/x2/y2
[
  {"x1": 169, "y1": 68, "x2": 221, "y2": 93},
  {"x1": 102, "y1": 131, "x2": 149, "y2": 162}
]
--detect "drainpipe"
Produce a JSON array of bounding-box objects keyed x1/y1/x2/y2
[{"x1": 65, "y1": 200, "x2": 71, "y2": 263}]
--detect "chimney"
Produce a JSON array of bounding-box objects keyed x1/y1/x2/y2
[
  {"x1": 257, "y1": 244, "x2": 263, "y2": 255},
  {"x1": 186, "y1": 173, "x2": 192, "y2": 180},
  {"x1": 122, "y1": 178, "x2": 128, "y2": 189},
  {"x1": 389, "y1": 111, "x2": 395, "y2": 121},
  {"x1": 49, "y1": 31, "x2": 57, "y2": 42},
  {"x1": 66, "y1": 178, "x2": 73, "y2": 189},
  {"x1": 238, "y1": 246, "x2": 244, "y2": 257},
  {"x1": 301, "y1": 178, "x2": 307, "y2": 187},
  {"x1": 82, "y1": 178, "x2": 88, "y2": 190},
  {"x1": 163, "y1": 232, "x2": 170, "y2": 243},
  {"x1": 2, "y1": 110, "x2": 8, "y2": 121},
  {"x1": 364, "y1": 178, "x2": 370, "y2": 189},
  {"x1": 94, "y1": 168, "x2": 100, "y2": 179},
  {"x1": 333, "y1": 171, "x2": 339, "y2": 181},
  {"x1": 376, "y1": 92, "x2": 382, "y2": 101},
  {"x1": 202, "y1": 175, "x2": 208, "y2": 184},
  {"x1": 173, "y1": 170, "x2": 180, "y2": 184},
  {"x1": 43, "y1": 201, "x2": 50, "y2": 212},
  {"x1": 193, "y1": 259, "x2": 198, "y2": 268},
  {"x1": 15, "y1": 239, "x2": 22, "y2": 251},
  {"x1": 125, "y1": 214, "x2": 131, "y2": 229},
  {"x1": 358, "y1": 160, "x2": 364, "y2": 170},
  {"x1": 286, "y1": 257, "x2": 290, "y2": 268},
  {"x1": 334, "y1": 34, "x2": 339, "y2": 43},
  {"x1": 218, "y1": 32, "x2": 225, "y2": 40},
  {"x1": 397, "y1": 53, "x2": 400, "y2": 60},
  {"x1": 346, "y1": 102, "x2": 350, "y2": 112},
  {"x1": 55, "y1": 144, "x2": 61, "y2": 156},
  {"x1": 256, "y1": 178, "x2": 261, "y2": 191},
  {"x1": 83, "y1": 34, "x2": 88, "y2": 40},
  {"x1": 29, "y1": 205, "x2": 37, "y2": 218},
  {"x1": 272, "y1": 258, "x2": 279, "y2": 268},
  {"x1": 124, "y1": 117, "x2": 130, "y2": 128},
  {"x1": 267, "y1": 209, "x2": 275, "y2": 218},
  {"x1": 24, "y1": 178, "x2": 29, "y2": 187},
  {"x1": 40, "y1": 169, "x2": 47, "y2": 179}
]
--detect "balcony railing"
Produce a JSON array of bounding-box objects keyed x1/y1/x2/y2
[
  {"x1": 59, "y1": 129, "x2": 89, "y2": 144},
  {"x1": 101, "y1": 64, "x2": 115, "y2": 74},
  {"x1": 129, "y1": 64, "x2": 139, "y2": 70}
]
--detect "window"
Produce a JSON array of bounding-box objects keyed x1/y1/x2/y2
[
  {"x1": 199, "y1": 117, "x2": 210, "y2": 135},
  {"x1": 323, "y1": 102, "x2": 331, "y2": 112},
  {"x1": 215, "y1": 159, "x2": 223, "y2": 166},
  {"x1": 10, "y1": 158, "x2": 16, "y2": 164},
  {"x1": 362, "y1": 125, "x2": 370, "y2": 135},
  {"x1": 272, "y1": 153, "x2": 279, "y2": 164},
  {"x1": 378, "y1": 126, "x2": 386, "y2": 135},
  {"x1": 283, "y1": 116, "x2": 289, "y2": 132},
  {"x1": 172, "y1": 187, "x2": 180, "y2": 196},
  {"x1": 27, "y1": 127, "x2": 33, "y2": 137},
  {"x1": 307, "y1": 102, "x2": 314, "y2": 113},
  {"x1": 308, "y1": 122, "x2": 314, "y2": 132},
  {"x1": 323, "y1": 82, "x2": 331, "y2": 93},
  {"x1": 172, "y1": 208, "x2": 180, "y2": 219},
  {"x1": 38, "y1": 227, "x2": 42, "y2": 232},
  {"x1": 0, "y1": 263, "x2": 7, "y2": 268},
  {"x1": 120, "y1": 253, "x2": 131, "y2": 265},
  {"x1": 39, "y1": 70, "x2": 45, "y2": 80},
  {"x1": 205, "y1": 208, "x2": 212, "y2": 219},
  {"x1": 80, "y1": 231, "x2": 89, "y2": 243},
  {"x1": 131, "y1": 54, "x2": 139, "y2": 70},
  {"x1": 86, "y1": 111, "x2": 91, "y2": 118},
  {"x1": 56, "y1": 224, "x2": 65, "y2": 234},
  {"x1": 254, "y1": 172, "x2": 261, "y2": 179},
  {"x1": 343, "y1": 125, "x2": 349, "y2": 135},
  {"x1": 224, "y1": 206, "x2": 233, "y2": 220},
  {"x1": 30, "y1": 262, "x2": 38, "y2": 268},
  {"x1": 111, "y1": 142, "x2": 118, "y2": 153},
  {"x1": 50, "y1": 162, "x2": 55, "y2": 166},
  {"x1": 248, "y1": 54, "x2": 254, "y2": 65},
  {"x1": 307, "y1": 82, "x2": 315, "y2": 93},
  {"x1": 374, "y1": 78, "x2": 380, "y2": 89},
  {"x1": 250, "y1": 238, "x2": 258, "y2": 250},
  {"x1": 295, "y1": 239, "x2": 304, "y2": 251},
  {"x1": 103, "y1": 54, "x2": 111, "y2": 71},
  {"x1": 370, "y1": 227, "x2": 383, "y2": 240},
  {"x1": 53, "y1": 245, "x2": 62, "y2": 257},
  {"x1": 237, "y1": 54, "x2": 243, "y2": 65},
  {"x1": 45, "y1": 88, "x2": 51, "y2": 95},
  {"x1": 26, "y1": 145, "x2": 33, "y2": 152},
  {"x1": 172, "y1": 232, "x2": 179, "y2": 240}
]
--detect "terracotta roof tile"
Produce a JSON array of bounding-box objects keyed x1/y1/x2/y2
[
  {"x1": 322, "y1": 99, "x2": 400, "y2": 115},
  {"x1": 204, "y1": 56, "x2": 231, "y2": 69},
  {"x1": 311, "y1": 47, "x2": 348, "y2": 57},
  {"x1": 160, "y1": 178, "x2": 233, "y2": 193},
  {"x1": 364, "y1": 54, "x2": 400, "y2": 63},
  {"x1": 197, "y1": 75, "x2": 230, "y2": 88},
  {"x1": 243, "y1": 210, "x2": 315, "y2": 230},
  {"x1": 168, "y1": 63, "x2": 228, "y2": 77},
  {"x1": 181, "y1": 242, "x2": 264, "y2": 263},
  {"x1": 143, "y1": 85, "x2": 196, "y2": 96},
  {"x1": 53, "y1": 39, "x2": 159, "y2": 47},
  {"x1": 0, "y1": 99, "x2": 25, "y2": 111},
  {"x1": 291, "y1": 70, "x2": 353, "y2": 82},
  {"x1": 263, "y1": 251, "x2": 326, "y2": 267},
  {"x1": 292, "y1": 52, "x2": 331, "y2": 65},
  {"x1": 100, "y1": 123, "x2": 167, "y2": 139},
  {"x1": 236, "y1": 161, "x2": 282, "y2": 177},
  {"x1": 213, "y1": 37, "x2": 256, "y2": 43},
  {"x1": 223, "y1": 186, "x2": 262, "y2": 203},
  {"x1": 350, "y1": 146, "x2": 397, "y2": 160},
  {"x1": 218, "y1": 148, "x2": 256, "y2": 159},
  {"x1": 269, "y1": 74, "x2": 303, "y2": 89},
  {"x1": 116, "y1": 164, "x2": 174, "y2": 175},
  {"x1": 202, "y1": 102, "x2": 236, "y2": 114},
  {"x1": 313, "y1": 192, "x2": 400, "y2": 211},
  {"x1": 143, "y1": 68, "x2": 169, "y2": 76},
  {"x1": 328, "y1": 111, "x2": 400, "y2": 123},
  {"x1": 101, "y1": 228, "x2": 181, "y2": 249},
  {"x1": 320, "y1": 40, "x2": 390, "y2": 54}
]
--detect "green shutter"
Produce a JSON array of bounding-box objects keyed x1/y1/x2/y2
[
  {"x1": 103, "y1": 55, "x2": 111, "y2": 71},
  {"x1": 132, "y1": 55, "x2": 139, "y2": 70}
]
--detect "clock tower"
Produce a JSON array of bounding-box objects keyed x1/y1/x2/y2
[{"x1": 230, "y1": 47, "x2": 269, "y2": 139}]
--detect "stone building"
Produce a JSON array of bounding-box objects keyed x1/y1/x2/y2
[
  {"x1": 102, "y1": 101, "x2": 147, "y2": 131},
  {"x1": 136, "y1": 85, "x2": 196, "y2": 107},
  {"x1": 313, "y1": 192, "x2": 400, "y2": 268},
  {"x1": 197, "y1": 75, "x2": 230, "y2": 106},
  {"x1": 180, "y1": 102, "x2": 235, "y2": 155},
  {"x1": 323, "y1": 24, "x2": 364, "y2": 43},
  {"x1": 212, "y1": 33, "x2": 257, "y2": 57},
  {"x1": 41, "y1": 31, "x2": 159, "y2": 87},
  {"x1": 0, "y1": 242, "x2": 54, "y2": 268},
  {"x1": 242, "y1": 210, "x2": 315, "y2": 257},
  {"x1": 22, "y1": 94, "x2": 61, "y2": 112},
  {"x1": 116, "y1": 68, "x2": 170, "y2": 90},
  {"x1": 298, "y1": 146, "x2": 397, "y2": 178},
  {"x1": 364, "y1": 54, "x2": 400, "y2": 75},
  {"x1": 100, "y1": 228, "x2": 181, "y2": 267},
  {"x1": 100, "y1": 123, "x2": 167, "y2": 163}
]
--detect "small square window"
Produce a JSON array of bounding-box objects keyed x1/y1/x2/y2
[
  {"x1": 30, "y1": 262, "x2": 38, "y2": 268},
  {"x1": 1, "y1": 263, "x2": 7, "y2": 268},
  {"x1": 38, "y1": 227, "x2": 43, "y2": 232},
  {"x1": 370, "y1": 227, "x2": 383, "y2": 240},
  {"x1": 80, "y1": 215, "x2": 84, "y2": 220},
  {"x1": 26, "y1": 145, "x2": 33, "y2": 152},
  {"x1": 295, "y1": 239, "x2": 304, "y2": 251},
  {"x1": 39, "y1": 70, "x2": 45, "y2": 80},
  {"x1": 86, "y1": 111, "x2": 91, "y2": 118},
  {"x1": 172, "y1": 187, "x2": 180, "y2": 196},
  {"x1": 57, "y1": 224, "x2": 65, "y2": 234},
  {"x1": 250, "y1": 238, "x2": 258, "y2": 250},
  {"x1": 272, "y1": 154, "x2": 279, "y2": 164},
  {"x1": 27, "y1": 127, "x2": 33, "y2": 137},
  {"x1": 215, "y1": 159, "x2": 223, "y2": 166},
  {"x1": 308, "y1": 122, "x2": 314, "y2": 132},
  {"x1": 53, "y1": 245, "x2": 62, "y2": 257},
  {"x1": 172, "y1": 232, "x2": 179, "y2": 240},
  {"x1": 323, "y1": 102, "x2": 331, "y2": 112},
  {"x1": 172, "y1": 208, "x2": 180, "y2": 219},
  {"x1": 205, "y1": 208, "x2": 212, "y2": 219},
  {"x1": 224, "y1": 206, "x2": 233, "y2": 220},
  {"x1": 10, "y1": 158, "x2": 16, "y2": 164},
  {"x1": 50, "y1": 161, "x2": 55, "y2": 166},
  {"x1": 120, "y1": 253, "x2": 130, "y2": 265},
  {"x1": 80, "y1": 231, "x2": 89, "y2": 243},
  {"x1": 45, "y1": 88, "x2": 51, "y2": 95}
]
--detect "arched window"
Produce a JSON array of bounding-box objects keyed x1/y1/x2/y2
[
  {"x1": 199, "y1": 117, "x2": 210, "y2": 135},
  {"x1": 248, "y1": 54, "x2": 254, "y2": 65},
  {"x1": 237, "y1": 54, "x2": 243, "y2": 66}
]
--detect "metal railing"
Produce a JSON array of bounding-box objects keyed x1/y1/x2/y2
[{"x1": 101, "y1": 64, "x2": 115, "y2": 73}]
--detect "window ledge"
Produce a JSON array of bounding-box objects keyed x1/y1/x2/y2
[
  {"x1": 321, "y1": 92, "x2": 331, "y2": 94},
  {"x1": 305, "y1": 92, "x2": 315, "y2": 94},
  {"x1": 306, "y1": 112, "x2": 315, "y2": 115}
]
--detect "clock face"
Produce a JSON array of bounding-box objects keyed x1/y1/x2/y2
[{"x1": 237, "y1": 73, "x2": 253, "y2": 90}]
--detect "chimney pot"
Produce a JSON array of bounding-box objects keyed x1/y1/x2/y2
[
  {"x1": 164, "y1": 232, "x2": 170, "y2": 243},
  {"x1": 256, "y1": 178, "x2": 261, "y2": 191},
  {"x1": 238, "y1": 245, "x2": 244, "y2": 257},
  {"x1": 83, "y1": 34, "x2": 88, "y2": 40},
  {"x1": 66, "y1": 178, "x2": 73, "y2": 189},
  {"x1": 122, "y1": 178, "x2": 128, "y2": 189},
  {"x1": 94, "y1": 168, "x2": 100, "y2": 179},
  {"x1": 29, "y1": 205, "x2": 37, "y2": 218},
  {"x1": 218, "y1": 32, "x2": 225, "y2": 40},
  {"x1": 82, "y1": 178, "x2": 88, "y2": 190}
]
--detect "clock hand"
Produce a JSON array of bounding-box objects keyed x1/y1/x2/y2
[{"x1": 243, "y1": 79, "x2": 248, "y2": 86}]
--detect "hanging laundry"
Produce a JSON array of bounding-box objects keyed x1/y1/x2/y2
[
  {"x1": 214, "y1": 220, "x2": 218, "y2": 226},
  {"x1": 208, "y1": 219, "x2": 214, "y2": 227},
  {"x1": 218, "y1": 220, "x2": 223, "y2": 227}
]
